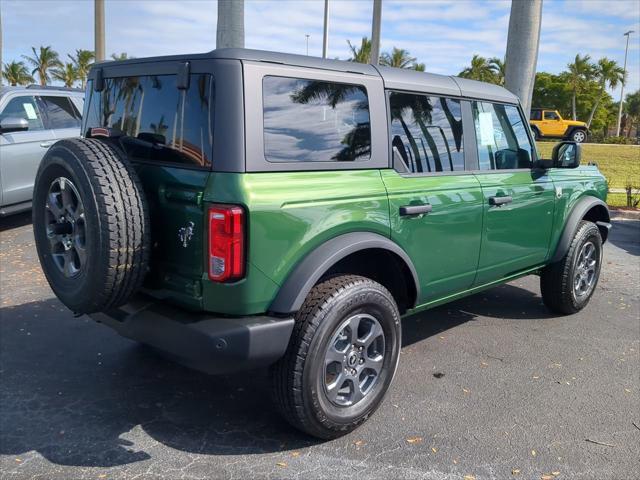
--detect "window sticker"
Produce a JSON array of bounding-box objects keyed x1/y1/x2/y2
[
  {"x1": 478, "y1": 112, "x2": 494, "y2": 146},
  {"x1": 23, "y1": 103, "x2": 37, "y2": 120}
]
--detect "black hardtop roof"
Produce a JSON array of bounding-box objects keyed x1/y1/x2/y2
[{"x1": 94, "y1": 48, "x2": 520, "y2": 104}]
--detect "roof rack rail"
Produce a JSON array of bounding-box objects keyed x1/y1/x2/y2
[{"x1": 26, "y1": 85, "x2": 83, "y2": 92}]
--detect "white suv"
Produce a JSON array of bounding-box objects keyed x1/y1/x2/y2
[{"x1": 0, "y1": 86, "x2": 84, "y2": 216}]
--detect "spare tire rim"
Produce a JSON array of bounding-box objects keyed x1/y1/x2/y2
[
  {"x1": 323, "y1": 313, "x2": 386, "y2": 407},
  {"x1": 45, "y1": 177, "x2": 86, "y2": 278},
  {"x1": 574, "y1": 241, "x2": 597, "y2": 298}
]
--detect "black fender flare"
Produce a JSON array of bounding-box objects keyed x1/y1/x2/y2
[
  {"x1": 269, "y1": 232, "x2": 420, "y2": 314},
  {"x1": 564, "y1": 125, "x2": 588, "y2": 139},
  {"x1": 551, "y1": 196, "x2": 610, "y2": 263}
]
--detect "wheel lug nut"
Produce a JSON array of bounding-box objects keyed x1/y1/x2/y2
[{"x1": 359, "y1": 358, "x2": 364, "y2": 364}]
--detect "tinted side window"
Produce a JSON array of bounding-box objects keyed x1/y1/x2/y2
[
  {"x1": 40, "y1": 96, "x2": 81, "y2": 129},
  {"x1": 472, "y1": 102, "x2": 534, "y2": 170},
  {"x1": 84, "y1": 74, "x2": 213, "y2": 168},
  {"x1": 263, "y1": 76, "x2": 371, "y2": 162},
  {"x1": 544, "y1": 111, "x2": 558, "y2": 120},
  {"x1": 530, "y1": 109, "x2": 542, "y2": 121},
  {"x1": 0, "y1": 96, "x2": 45, "y2": 131},
  {"x1": 389, "y1": 92, "x2": 464, "y2": 173}
]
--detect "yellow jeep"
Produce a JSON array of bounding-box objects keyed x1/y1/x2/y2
[{"x1": 530, "y1": 108, "x2": 588, "y2": 143}]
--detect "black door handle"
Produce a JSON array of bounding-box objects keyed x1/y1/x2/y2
[
  {"x1": 399, "y1": 204, "x2": 433, "y2": 216},
  {"x1": 489, "y1": 195, "x2": 513, "y2": 206}
]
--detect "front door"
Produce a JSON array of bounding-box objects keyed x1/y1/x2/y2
[
  {"x1": 471, "y1": 101, "x2": 555, "y2": 285},
  {"x1": 382, "y1": 92, "x2": 483, "y2": 305},
  {"x1": 542, "y1": 110, "x2": 565, "y2": 136},
  {"x1": 0, "y1": 94, "x2": 55, "y2": 206}
]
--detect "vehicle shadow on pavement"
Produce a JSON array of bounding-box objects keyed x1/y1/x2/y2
[
  {"x1": 0, "y1": 299, "x2": 317, "y2": 468},
  {"x1": 0, "y1": 211, "x2": 32, "y2": 233},
  {"x1": 0, "y1": 283, "x2": 549, "y2": 468},
  {"x1": 402, "y1": 282, "x2": 553, "y2": 347},
  {"x1": 607, "y1": 218, "x2": 640, "y2": 256}
]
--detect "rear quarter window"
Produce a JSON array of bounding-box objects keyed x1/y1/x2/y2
[{"x1": 262, "y1": 76, "x2": 371, "y2": 163}]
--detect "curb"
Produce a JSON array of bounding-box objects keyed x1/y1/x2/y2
[{"x1": 610, "y1": 208, "x2": 640, "y2": 221}]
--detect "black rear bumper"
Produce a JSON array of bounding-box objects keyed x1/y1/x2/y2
[{"x1": 89, "y1": 296, "x2": 294, "y2": 375}]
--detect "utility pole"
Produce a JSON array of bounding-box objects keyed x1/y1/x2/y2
[
  {"x1": 305, "y1": 34, "x2": 310, "y2": 56},
  {"x1": 217, "y1": 0, "x2": 244, "y2": 49},
  {"x1": 322, "y1": 0, "x2": 329, "y2": 59},
  {"x1": 370, "y1": 0, "x2": 382, "y2": 65},
  {"x1": 616, "y1": 30, "x2": 634, "y2": 137},
  {"x1": 504, "y1": 0, "x2": 543, "y2": 118},
  {"x1": 95, "y1": 0, "x2": 105, "y2": 61}
]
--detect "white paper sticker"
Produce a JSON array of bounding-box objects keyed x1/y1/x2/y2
[
  {"x1": 478, "y1": 112, "x2": 494, "y2": 146},
  {"x1": 23, "y1": 103, "x2": 37, "y2": 120}
]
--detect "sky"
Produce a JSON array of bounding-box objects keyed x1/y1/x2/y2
[{"x1": 2, "y1": 0, "x2": 639, "y2": 98}]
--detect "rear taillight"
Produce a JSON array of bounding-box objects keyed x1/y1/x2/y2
[{"x1": 208, "y1": 204, "x2": 245, "y2": 282}]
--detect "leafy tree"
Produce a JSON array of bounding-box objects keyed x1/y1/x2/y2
[
  {"x1": 566, "y1": 54, "x2": 594, "y2": 120},
  {"x1": 412, "y1": 63, "x2": 426, "y2": 72},
  {"x1": 68, "y1": 49, "x2": 95, "y2": 88},
  {"x1": 347, "y1": 37, "x2": 372, "y2": 64},
  {"x1": 2, "y1": 61, "x2": 34, "y2": 86},
  {"x1": 111, "y1": 52, "x2": 133, "y2": 61},
  {"x1": 586, "y1": 57, "x2": 625, "y2": 127},
  {"x1": 458, "y1": 55, "x2": 499, "y2": 84},
  {"x1": 489, "y1": 57, "x2": 506, "y2": 85},
  {"x1": 623, "y1": 89, "x2": 640, "y2": 137},
  {"x1": 22, "y1": 46, "x2": 62, "y2": 85},
  {"x1": 380, "y1": 48, "x2": 416, "y2": 69},
  {"x1": 52, "y1": 62, "x2": 78, "y2": 87}
]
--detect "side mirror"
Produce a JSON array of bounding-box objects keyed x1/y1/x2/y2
[
  {"x1": 552, "y1": 141, "x2": 581, "y2": 168},
  {"x1": 0, "y1": 117, "x2": 29, "y2": 133}
]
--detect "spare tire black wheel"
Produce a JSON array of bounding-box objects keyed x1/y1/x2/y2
[{"x1": 33, "y1": 138, "x2": 150, "y2": 315}]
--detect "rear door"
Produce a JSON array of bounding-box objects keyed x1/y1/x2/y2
[
  {"x1": 0, "y1": 94, "x2": 55, "y2": 206},
  {"x1": 471, "y1": 101, "x2": 555, "y2": 285},
  {"x1": 83, "y1": 62, "x2": 216, "y2": 306},
  {"x1": 382, "y1": 92, "x2": 484, "y2": 304}
]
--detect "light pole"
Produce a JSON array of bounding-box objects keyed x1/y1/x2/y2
[
  {"x1": 615, "y1": 30, "x2": 634, "y2": 137},
  {"x1": 370, "y1": 0, "x2": 382, "y2": 65},
  {"x1": 217, "y1": 0, "x2": 245, "y2": 49},
  {"x1": 322, "y1": 0, "x2": 329, "y2": 59},
  {"x1": 305, "y1": 34, "x2": 310, "y2": 56}
]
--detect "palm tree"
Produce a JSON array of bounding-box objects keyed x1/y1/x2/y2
[
  {"x1": 52, "y1": 63, "x2": 78, "y2": 88},
  {"x1": 380, "y1": 48, "x2": 416, "y2": 69},
  {"x1": 69, "y1": 49, "x2": 95, "y2": 89},
  {"x1": 22, "y1": 46, "x2": 62, "y2": 85},
  {"x1": 111, "y1": 52, "x2": 133, "y2": 61},
  {"x1": 412, "y1": 63, "x2": 426, "y2": 72},
  {"x1": 623, "y1": 89, "x2": 640, "y2": 137},
  {"x1": 566, "y1": 54, "x2": 594, "y2": 120},
  {"x1": 347, "y1": 37, "x2": 372, "y2": 64},
  {"x1": 489, "y1": 57, "x2": 506, "y2": 85},
  {"x1": 2, "y1": 61, "x2": 34, "y2": 86},
  {"x1": 458, "y1": 55, "x2": 499, "y2": 84},
  {"x1": 586, "y1": 57, "x2": 625, "y2": 128}
]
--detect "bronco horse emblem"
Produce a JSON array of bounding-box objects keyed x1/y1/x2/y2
[{"x1": 178, "y1": 221, "x2": 195, "y2": 248}]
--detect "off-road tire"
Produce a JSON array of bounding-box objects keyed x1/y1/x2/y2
[
  {"x1": 570, "y1": 128, "x2": 587, "y2": 143},
  {"x1": 270, "y1": 275, "x2": 401, "y2": 439},
  {"x1": 540, "y1": 221, "x2": 602, "y2": 314},
  {"x1": 33, "y1": 138, "x2": 150, "y2": 314}
]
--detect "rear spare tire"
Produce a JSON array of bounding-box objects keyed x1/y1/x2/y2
[{"x1": 33, "y1": 138, "x2": 150, "y2": 314}]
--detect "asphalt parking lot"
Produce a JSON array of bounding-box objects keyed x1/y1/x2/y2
[{"x1": 1, "y1": 212, "x2": 638, "y2": 480}]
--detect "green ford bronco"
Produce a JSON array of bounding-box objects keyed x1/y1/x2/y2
[{"x1": 32, "y1": 49, "x2": 610, "y2": 439}]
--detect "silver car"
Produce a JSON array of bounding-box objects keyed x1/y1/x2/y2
[{"x1": 0, "y1": 86, "x2": 84, "y2": 216}]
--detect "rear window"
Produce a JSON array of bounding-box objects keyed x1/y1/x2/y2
[
  {"x1": 84, "y1": 74, "x2": 214, "y2": 168},
  {"x1": 530, "y1": 109, "x2": 542, "y2": 121},
  {"x1": 262, "y1": 76, "x2": 371, "y2": 163}
]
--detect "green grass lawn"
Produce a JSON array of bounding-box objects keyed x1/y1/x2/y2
[{"x1": 536, "y1": 143, "x2": 640, "y2": 208}]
